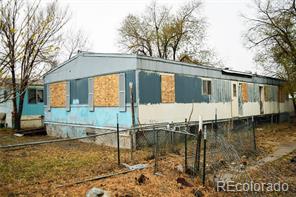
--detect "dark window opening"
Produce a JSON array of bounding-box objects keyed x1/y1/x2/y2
[
  {"x1": 233, "y1": 84, "x2": 237, "y2": 97},
  {"x1": 202, "y1": 80, "x2": 212, "y2": 95},
  {"x1": 28, "y1": 88, "x2": 43, "y2": 104},
  {"x1": 37, "y1": 90, "x2": 43, "y2": 103},
  {"x1": 3, "y1": 90, "x2": 8, "y2": 100},
  {"x1": 28, "y1": 89, "x2": 37, "y2": 104},
  {"x1": 70, "y1": 78, "x2": 88, "y2": 105}
]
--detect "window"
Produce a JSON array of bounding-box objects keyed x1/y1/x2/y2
[
  {"x1": 28, "y1": 89, "x2": 36, "y2": 104},
  {"x1": 2, "y1": 90, "x2": 8, "y2": 101},
  {"x1": 28, "y1": 88, "x2": 43, "y2": 104},
  {"x1": 233, "y1": 84, "x2": 237, "y2": 97},
  {"x1": 70, "y1": 78, "x2": 88, "y2": 104},
  {"x1": 202, "y1": 80, "x2": 212, "y2": 95},
  {"x1": 37, "y1": 90, "x2": 43, "y2": 102}
]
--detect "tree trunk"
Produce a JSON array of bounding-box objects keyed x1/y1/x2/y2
[
  {"x1": 15, "y1": 92, "x2": 25, "y2": 130},
  {"x1": 291, "y1": 93, "x2": 296, "y2": 115}
]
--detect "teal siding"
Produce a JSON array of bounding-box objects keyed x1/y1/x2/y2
[
  {"x1": 247, "y1": 83, "x2": 259, "y2": 102},
  {"x1": 21, "y1": 87, "x2": 44, "y2": 116},
  {"x1": 45, "y1": 106, "x2": 135, "y2": 128},
  {"x1": 211, "y1": 79, "x2": 231, "y2": 103}
]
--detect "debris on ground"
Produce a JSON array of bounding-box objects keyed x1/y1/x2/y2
[
  {"x1": 13, "y1": 133, "x2": 24, "y2": 137},
  {"x1": 176, "y1": 177, "x2": 193, "y2": 187},
  {"x1": 192, "y1": 188, "x2": 203, "y2": 197},
  {"x1": 175, "y1": 164, "x2": 183, "y2": 174},
  {"x1": 122, "y1": 163, "x2": 148, "y2": 170},
  {"x1": 86, "y1": 187, "x2": 110, "y2": 197},
  {"x1": 135, "y1": 174, "x2": 149, "y2": 185},
  {"x1": 291, "y1": 156, "x2": 296, "y2": 163}
]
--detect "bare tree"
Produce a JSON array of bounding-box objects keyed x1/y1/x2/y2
[
  {"x1": 244, "y1": 0, "x2": 296, "y2": 114},
  {"x1": 63, "y1": 28, "x2": 90, "y2": 60},
  {"x1": 118, "y1": 0, "x2": 217, "y2": 66},
  {"x1": 0, "y1": 0, "x2": 69, "y2": 129}
]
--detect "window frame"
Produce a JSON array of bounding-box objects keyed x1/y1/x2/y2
[
  {"x1": 28, "y1": 88, "x2": 44, "y2": 104},
  {"x1": 202, "y1": 79, "x2": 212, "y2": 96},
  {"x1": 70, "y1": 78, "x2": 89, "y2": 105},
  {"x1": 28, "y1": 88, "x2": 37, "y2": 104},
  {"x1": 233, "y1": 84, "x2": 237, "y2": 97}
]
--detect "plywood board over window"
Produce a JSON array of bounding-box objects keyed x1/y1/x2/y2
[
  {"x1": 278, "y1": 86, "x2": 287, "y2": 103},
  {"x1": 94, "y1": 74, "x2": 119, "y2": 107},
  {"x1": 161, "y1": 74, "x2": 175, "y2": 103},
  {"x1": 241, "y1": 83, "x2": 248, "y2": 102},
  {"x1": 50, "y1": 81, "x2": 66, "y2": 107}
]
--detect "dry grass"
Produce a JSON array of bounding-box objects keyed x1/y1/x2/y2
[
  {"x1": 247, "y1": 150, "x2": 296, "y2": 197},
  {"x1": 255, "y1": 121, "x2": 296, "y2": 157},
  {"x1": 0, "y1": 120, "x2": 295, "y2": 196}
]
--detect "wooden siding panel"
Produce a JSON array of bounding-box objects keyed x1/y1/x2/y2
[
  {"x1": 94, "y1": 74, "x2": 119, "y2": 106},
  {"x1": 242, "y1": 83, "x2": 248, "y2": 102},
  {"x1": 50, "y1": 82, "x2": 66, "y2": 107},
  {"x1": 161, "y1": 74, "x2": 175, "y2": 103},
  {"x1": 278, "y1": 86, "x2": 287, "y2": 103}
]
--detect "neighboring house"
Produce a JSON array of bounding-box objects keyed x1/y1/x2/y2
[
  {"x1": 0, "y1": 83, "x2": 44, "y2": 128},
  {"x1": 43, "y1": 52, "x2": 293, "y2": 146}
]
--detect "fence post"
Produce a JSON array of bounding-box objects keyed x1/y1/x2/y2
[
  {"x1": 195, "y1": 115, "x2": 203, "y2": 173},
  {"x1": 117, "y1": 114, "x2": 120, "y2": 166},
  {"x1": 252, "y1": 116, "x2": 257, "y2": 152},
  {"x1": 184, "y1": 119, "x2": 188, "y2": 171},
  {"x1": 153, "y1": 126, "x2": 158, "y2": 174},
  {"x1": 214, "y1": 109, "x2": 218, "y2": 145},
  {"x1": 202, "y1": 125, "x2": 207, "y2": 186},
  {"x1": 129, "y1": 82, "x2": 135, "y2": 161}
]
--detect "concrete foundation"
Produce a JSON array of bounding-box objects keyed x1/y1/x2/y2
[{"x1": 46, "y1": 123, "x2": 132, "y2": 149}]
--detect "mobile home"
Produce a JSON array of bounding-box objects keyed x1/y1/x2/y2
[{"x1": 43, "y1": 53, "x2": 293, "y2": 141}]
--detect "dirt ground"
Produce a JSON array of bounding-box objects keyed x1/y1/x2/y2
[{"x1": 0, "y1": 120, "x2": 296, "y2": 196}]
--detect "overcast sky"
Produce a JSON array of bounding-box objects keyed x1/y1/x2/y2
[{"x1": 47, "y1": 0, "x2": 258, "y2": 72}]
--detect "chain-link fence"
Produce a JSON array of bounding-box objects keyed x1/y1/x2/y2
[{"x1": 1, "y1": 116, "x2": 260, "y2": 195}]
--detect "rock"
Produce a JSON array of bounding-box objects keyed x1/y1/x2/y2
[
  {"x1": 192, "y1": 189, "x2": 203, "y2": 197},
  {"x1": 175, "y1": 164, "x2": 183, "y2": 173},
  {"x1": 176, "y1": 177, "x2": 193, "y2": 187},
  {"x1": 135, "y1": 174, "x2": 149, "y2": 185},
  {"x1": 241, "y1": 155, "x2": 247, "y2": 160},
  {"x1": 86, "y1": 187, "x2": 109, "y2": 197},
  {"x1": 239, "y1": 164, "x2": 246, "y2": 170},
  {"x1": 290, "y1": 156, "x2": 296, "y2": 163}
]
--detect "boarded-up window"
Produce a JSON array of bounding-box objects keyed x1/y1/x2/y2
[
  {"x1": 94, "y1": 74, "x2": 119, "y2": 107},
  {"x1": 202, "y1": 80, "x2": 212, "y2": 95},
  {"x1": 161, "y1": 74, "x2": 175, "y2": 103},
  {"x1": 264, "y1": 85, "x2": 271, "y2": 101},
  {"x1": 50, "y1": 82, "x2": 66, "y2": 107},
  {"x1": 241, "y1": 83, "x2": 248, "y2": 102},
  {"x1": 278, "y1": 86, "x2": 287, "y2": 103}
]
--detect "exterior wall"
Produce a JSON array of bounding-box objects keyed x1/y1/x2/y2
[
  {"x1": 46, "y1": 123, "x2": 132, "y2": 149},
  {"x1": 43, "y1": 53, "x2": 294, "y2": 139},
  {"x1": 0, "y1": 89, "x2": 13, "y2": 127},
  {"x1": 45, "y1": 106, "x2": 135, "y2": 128},
  {"x1": 44, "y1": 70, "x2": 137, "y2": 137},
  {"x1": 138, "y1": 102, "x2": 232, "y2": 124},
  {"x1": 22, "y1": 86, "x2": 44, "y2": 116},
  {"x1": 0, "y1": 87, "x2": 44, "y2": 128},
  {"x1": 21, "y1": 115, "x2": 43, "y2": 128},
  {"x1": 137, "y1": 70, "x2": 292, "y2": 124}
]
